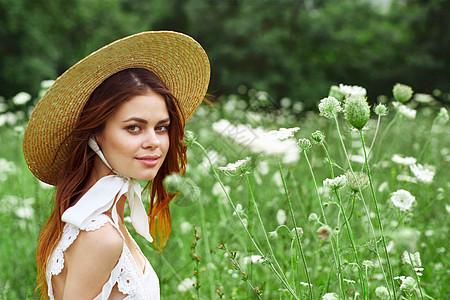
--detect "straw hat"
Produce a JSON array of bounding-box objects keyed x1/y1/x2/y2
[{"x1": 23, "y1": 31, "x2": 210, "y2": 185}]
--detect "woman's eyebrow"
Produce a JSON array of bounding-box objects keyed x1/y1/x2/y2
[
  {"x1": 123, "y1": 117, "x2": 147, "y2": 124},
  {"x1": 158, "y1": 118, "x2": 170, "y2": 124},
  {"x1": 123, "y1": 117, "x2": 170, "y2": 124}
]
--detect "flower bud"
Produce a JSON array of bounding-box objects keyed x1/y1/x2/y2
[
  {"x1": 393, "y1": 83, "x2": 413, "y2": 103},
  {"x1": 297, "y1": 138, "x2": 312, "y2": 151},
  {"x1": 343, "y1": 94, "x2": 370, "y2": 130},
  {"x1": 308, "y1": 213, "x2": 318, "y2": 222},
  {"x1": 436, "y1": 107, "x2": 449, "y2": 125},
  {"x1": 346, "y1": 171, "x2": 369, "y2": 192},
  {"x1": 311, "y1": 130, "x2": 325, "y2": 144},
  {"x1": 374, "y1": 103, "x2": 388, "y2": 116},
  {"x1": 183, "y1": 130, "x2": 196, "y2": 146},
  {"x1": 375, "y1": 286, "x2": 389, "y2": 300},
  {"x1": 328, "y1": 85, "x2": 345, "y2": 102},
  {"x1": 318, "y1": 96, "x2": 342, "y2": 119},
  {"x1": 291, "y1": 227, "x2": 303, "y2": 238}
]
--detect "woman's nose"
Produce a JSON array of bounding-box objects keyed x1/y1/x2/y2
[{"x1": 142, "y1": 130, "x2": 160, "y2": 149}]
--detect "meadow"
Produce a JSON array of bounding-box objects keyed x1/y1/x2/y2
[{"x1": 0, "y1": 83, "x2": 448, "y2": 299}]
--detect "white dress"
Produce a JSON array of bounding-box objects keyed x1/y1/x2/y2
[{"x1": 46, "y1": 214, "x2": 160, "y2": 299}]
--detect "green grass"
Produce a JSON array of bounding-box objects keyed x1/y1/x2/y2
[{"x1": 0, "y1": 88, "x2": 449, "y2": 299}]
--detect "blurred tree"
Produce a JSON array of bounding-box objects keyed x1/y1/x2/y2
[{"x1": 0, "y1": 0, "x2": 448, "y2": 108}]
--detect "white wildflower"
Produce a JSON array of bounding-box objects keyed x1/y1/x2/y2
[
  {"x1": 268, "y1": 230, "x2": 278, "y2": 238},
  {"x1": 16, "y1": 206, "x2": 34, "y2": 219},
  {"x1": 276, "y1": 209, "x2": 287, "y2": 225},
  {"x1": 40, "y1": 79, "x2": 55, "y2": 89},
  {"x1": 0, "y1": 102, "x2": 7, "y2": 113},
  {"x1": 390, "y1": 189, "x2": 415, "y2": 211},
  {"x1": 343, "y1": 279, "x2": 356, "y2": 284},
  {"x1": 399, "y1": 276, "x2": 417, "y2": 293},
  {"x1": 410, "y1": 164, "x2": 435, "y2": 183},
  {"x1": 322, "y1": 292, "x2": 339, "y2": 300},
  {"x1": 0, "y1": 111, "x2": 18, "y2": 126},
  {"x1": 391, "y1": 154, "x2": 417, "y2": 166},
  {"x1": 218, "y1": 157, "x2": 251, "y2": 174},
  {"x1": 349, "y1": 154, "x2": 365, "y2": 164},
  {"x1": 255, "y1": 91, "x2": 269, "y2": 101},
  {"x1": 280, "y1": 97, "x2": 292, "y2": 108},
  {"x1": 378, "y1": 181, "x2": 388, "y2": 193},
  {"x1": 362, "y1": 260, "x2": 374, "y2": 269},
  {"x1": 413, "y1": 93, "x2": 433, "y2": 103},
  {"x1": 323, "y1": 175, "x2": 347, "y2": 190},
  {"x1": 177, "y1": 277, "x2": 196, "y2": 292},
  {"x1": 12, "y1": 92, "x2": 32, "y2": 105},
  {"x1": 180, "y1": 221, "x2": 192, "y2": 234},
  {"x1": 242, "y1": 255, "x2": 264, "y2": 264},
  {"x1": 267, "y1": 127, "x2": 300, "y2": 140},
  {"x1": 396, "y1": 104, "x2": 417, "y2": 119},
  {"x1": 396, "y1": 174, "x2": 418, "y2": 183},
  {"x1": 212, "y1": 119, "x2": 300, "y2": 164},
  {"x1": 339, "y1": 84, "x2": 367, "y2": 97},
  {"x1": 436, "y1": 107, "x2": 449, "y2": 125},
  {"x1": 300, "y1": 282, "x2": 313, "y2": 287},
  {"x1": 402, "y1": 251, "x2": 421, "y2": 267},
  {"x1": 233, "y1": 204, "x2": 244, "y2": 216},
  {"x1": 291, "y1": 227, "x2": 303, "y2": 238}
]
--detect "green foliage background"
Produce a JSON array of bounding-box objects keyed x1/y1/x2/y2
[{"x1": 1, "y1": 0, "x2": 449, "y2": 108}]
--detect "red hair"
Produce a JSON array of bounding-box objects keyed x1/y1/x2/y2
[{"x1": 35, "y1": 68, "x2": 187, "y2": 298}]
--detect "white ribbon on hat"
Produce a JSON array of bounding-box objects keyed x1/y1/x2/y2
[{"x1": 61, "y1": 137, "x2": 153, "y2": 243}]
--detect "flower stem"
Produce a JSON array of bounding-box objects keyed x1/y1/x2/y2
[
  {"x1": 334, "y1": 190, "x2": 366, "y2": 298},
  {"x1": 360, "y1": 131, "x2": 396, "y2": 299},
  {"x1": 244, "y1": 173, "x2": 289, "y2": 285},
  {"x1": 277, "y1": 160, "x2": 313, "y2": 299},
  {"x1": 303, "y1": 151, "x2": 343, "y2": 297},
  {"x1": 375, "y1": 111, "x2": 399, "y2": 160},
  {"x1": 193, "y1": 140, "x2": 299, "y2": 299},
  {"x1": 418, "y1": 117, "x2": 437, "y2": 162},
  {"x1": 333, "y1": 115, "x2": 391, "y2": 298}
]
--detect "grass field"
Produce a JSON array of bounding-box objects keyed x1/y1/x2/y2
[{"x1": 0, "y1": 84, "x2": 448, "y2": 299}]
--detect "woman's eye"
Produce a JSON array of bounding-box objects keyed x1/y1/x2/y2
[
  {"x1": 127, "y1": 125, "x2": 141, "y2": 133},
  {"x1": 156, "y1": 125, "x2": 170, "y2": 132}
]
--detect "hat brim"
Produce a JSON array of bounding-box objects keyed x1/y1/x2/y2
[{"x1": 23, "y1": 31, "x2": 210, "y2": 185}]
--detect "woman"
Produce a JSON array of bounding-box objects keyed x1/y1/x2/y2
[{"x1": 23, "y1": 31, "x2": 210, "y2": 299}]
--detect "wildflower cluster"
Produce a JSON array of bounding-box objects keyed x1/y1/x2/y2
[
  {"x1": 318, "y1": 96, "x2": 342, "y2": 119},
  {"x1": 218, "y1": 157, "x2": 252, "y2": 176},
  {"x1": 323, "y1": 175, "x2": 347, "y2": 190},
  {"x1": 212, "y1": 119, "x2": 300, "y2": 164},
  {"x1": 389, "y1": 189, "x2": 415, "y2": 212}
]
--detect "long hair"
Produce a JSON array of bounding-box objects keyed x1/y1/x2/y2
[{"x1": 35, "y1": 68, "x2": 187, "y2": 298}]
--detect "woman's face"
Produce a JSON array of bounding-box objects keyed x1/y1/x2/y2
[{"x1": 96, "y1": 91, "x2": 170, "y2": 181}]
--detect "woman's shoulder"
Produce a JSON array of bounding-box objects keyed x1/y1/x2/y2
[
  {"x1": 70, "y1": 218, "x2": 123, "y2": 258},
  {"x1": 63, "y1": 219, "x2": 123, "y2": 278}
]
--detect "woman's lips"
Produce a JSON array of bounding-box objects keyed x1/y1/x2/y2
[{"x1": 136, "y1": 156, "x2": 159, "y2": 167}]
